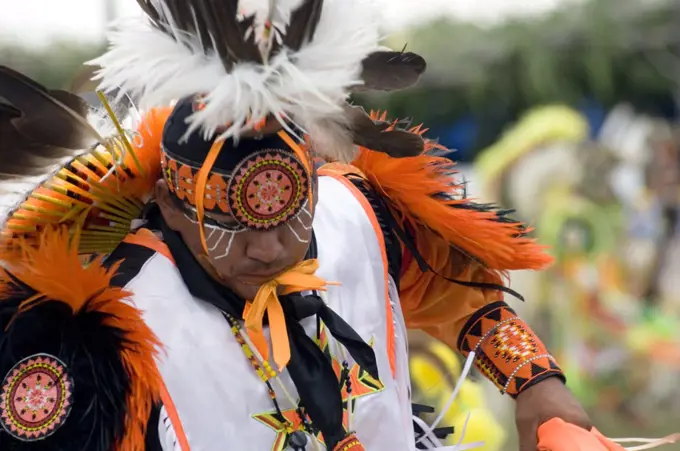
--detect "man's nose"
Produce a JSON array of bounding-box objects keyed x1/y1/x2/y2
[{"x1": 244, "y1": 229, "x2": 285, "y2": 264}]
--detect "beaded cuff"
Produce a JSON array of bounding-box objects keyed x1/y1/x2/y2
[{"x1": 456, "y1": 301, "x2": 564, "y2": 398}]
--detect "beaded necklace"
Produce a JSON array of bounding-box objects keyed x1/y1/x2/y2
[
  {"x1": 224, "y1": 312, "x2": 362, "y2": 451},
  {"x1": 225, "y1": 313, "x2": 323, "y2": 450}
]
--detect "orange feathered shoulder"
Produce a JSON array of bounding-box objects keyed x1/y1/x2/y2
[
  {"x1": 0, "y1": 227, "x2": 163, "y2": 450},
  {"x1": 340, "y1": 111, "x2": 553, "y2": 272}
]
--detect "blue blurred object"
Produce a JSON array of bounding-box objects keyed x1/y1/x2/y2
[
  {"x1": 578, "y1": 99, "x2": 607, "y2": 138},
  {"x1": 428, "y1": 114, "x2": 478, "y2": 162}
]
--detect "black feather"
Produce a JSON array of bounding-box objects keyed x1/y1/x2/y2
[
  {"x1": 345, "y1": 104, "x2": 424, "y2": 157},
  {"x1": 50, "y1": 90, "x2": 91, "y2": 119},
  {"x1": 0, "y1": 65, "x2": 98, "y2": 151},
  {"x1": 0, "y1": 69, "x2": 91, "y2": 185},
  {"x1": 0, "y1": 111, "x2": 76, "y2": 180},
  {"x1": 356, "y1": 51, "x2": 427, "y2": 92},
  {"x1": 0, "y1": 292, "x2": 130, "y2": 450},
  {"x1": 284, "y1": 0, "x2": 324, "y2": 51},
  {"x1": 136, "y1": 0, "x2": 329, "y2": 70},
  {"x1": 0, "y1": 102, "x2": 20, "y2": 120},
  {"x1": 136, "y1": 0, "x2": 262, "y2": 70}
]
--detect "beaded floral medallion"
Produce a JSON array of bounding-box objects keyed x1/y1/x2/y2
[{"x1": 0, "y1": 353, "x2": 74, "y2": 441}]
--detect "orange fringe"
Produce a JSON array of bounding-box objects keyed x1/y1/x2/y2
[
  {"x1": 0, "y1": 227, "x2": 163, "y2": 451},
  {"x1": 350, "y1": 111, "x2": 554, "y2": 272}
]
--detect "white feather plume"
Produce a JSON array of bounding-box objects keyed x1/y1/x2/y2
[{"x1": 89, "y1": 0, "x2": 381, "y2": 142}]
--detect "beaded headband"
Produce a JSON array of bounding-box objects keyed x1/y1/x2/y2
[{"x1": 161, "y1": 146, "x2": 310, "y2": 231}]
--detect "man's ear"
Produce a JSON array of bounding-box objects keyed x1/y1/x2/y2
[{"x1": 154, "y1": 180, "x2": 185, "y2": 231}]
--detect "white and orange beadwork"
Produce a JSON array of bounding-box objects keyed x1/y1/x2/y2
[{"x1": 161, "y1": 148, "x2": 310, "y2": 232}]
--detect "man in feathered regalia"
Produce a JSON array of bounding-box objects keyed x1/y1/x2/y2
[{"x1": 0, "y1": 1, "x2": 676, "y2": 450}]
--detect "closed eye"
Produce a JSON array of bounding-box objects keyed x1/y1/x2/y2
[
  {"x1": 205, "y1": 216, "x2": 243, "y2": 231},
  {"x1": 184, "y1": 208, "x2": 245, "y2": 231}
]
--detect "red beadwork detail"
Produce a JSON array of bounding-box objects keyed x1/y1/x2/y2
[
  {"x1": 490, "y1": 321, "x2": 539, "y2": 364},
  {"x1": 0, "y1": 354, "x2": 74, "y2": 441},
  {"x1": 333, "y1": 434, "x2": 366, "y2": 451},
  {"x1": 228, "y1": 150, "x2": 308, "y2": 230},
  {"x1": 458, "y1": 301, "x2": 563, "y2": 397}
]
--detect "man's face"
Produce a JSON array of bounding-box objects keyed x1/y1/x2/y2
[{"x1": 156, "y1": 179, "x2": 316, "y2": 300}]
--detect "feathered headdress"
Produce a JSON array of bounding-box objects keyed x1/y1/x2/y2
[
  {"x1": 0, "y1": 66, "x2": 166, "y2": 254},
  {"x1": 90, "y1": 0, "x2": 428, "y2": 162}
]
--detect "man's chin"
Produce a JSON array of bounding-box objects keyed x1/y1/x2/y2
[
  {"x1": 227, "y1": 279, "x2": 290, "y2": 302},
  {"x1": 228, "y1": 281, "x2": 262, "y2": 302},
  {"x1": 219, "y1": 272, "x2": 291, "y2": 301}
]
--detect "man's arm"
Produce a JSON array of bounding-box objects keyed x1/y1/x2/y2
[
  {"x1": 344, "y1": 167, "x2": 564, "y2": 397},
  {"x1": 398, "y1": 236, "x2": 565, "y2": 398},
  {"x1": 398, "y1": 247, "x2": 591, "y2": 450},
  {"x1": 329, "y1": 133, "x2": 592, "y2": 448},
  {"x1": 368, "y1": 179, "x2": 591, "y2": 449}
]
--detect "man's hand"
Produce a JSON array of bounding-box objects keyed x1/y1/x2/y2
[{"x1": 515, "y1": 377, "x2": 592, "y2": 451}]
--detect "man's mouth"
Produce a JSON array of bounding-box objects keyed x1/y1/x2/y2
[{"x1": 239, "y1": 269, "x2": 286, "y2": 285}]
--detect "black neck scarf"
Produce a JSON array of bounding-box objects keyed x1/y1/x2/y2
[{"x1": 155, "y1": 214, "x2": 379, "y2": 450}]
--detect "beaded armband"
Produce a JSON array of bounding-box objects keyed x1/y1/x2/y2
[{"x1": 456, "y1": 301, "x2": 564, "y2": 398}]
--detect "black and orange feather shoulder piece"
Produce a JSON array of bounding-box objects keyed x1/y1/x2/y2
[
  {"x1": 333, "y1": 111, "x2": 554, "y2": 273},
  {"x1": 0, "y1": 226, "x2": 162, "y2": 450},
  {"x1": 0, "y1": 65, "x2": 171, "y2": 254}
]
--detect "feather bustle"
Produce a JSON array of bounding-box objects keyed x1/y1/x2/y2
[
  {"x1": 0, "y1": 65, "x2": 169, "y2": 256},
  {"x1": 347, "y1": 112, "x2": 554, "y2": 271},
  {"x1": 0, "y1": 226, "x2": 163, "y2": 450}
]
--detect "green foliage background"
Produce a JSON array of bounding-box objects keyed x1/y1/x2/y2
[
  {"x1": 358, "y1": 0, "x2": 679, "y2": 148},
  {"x1": 0, "y1": 42, "x2": 105, "y2": 89}
]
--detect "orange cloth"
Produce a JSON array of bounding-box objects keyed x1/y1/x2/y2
[
  {"x1": 244, "y1": 259, "x2": 337, "y2": 371},
  {"x1": 538, "y1": 418, "x2": 625, "y2": 451},
  {"x1": 399, "y1": 226, "x2": 506, "y2": 350},
  {"x1": 539, "y1": 418, "x2": 679, "y2": 451}
]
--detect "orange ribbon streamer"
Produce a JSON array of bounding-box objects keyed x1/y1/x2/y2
[{"x1": 243, "y1": 259, "x2": 337, "y2": 371}]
